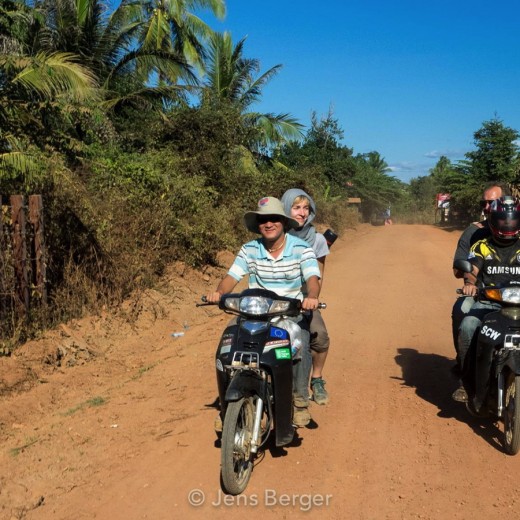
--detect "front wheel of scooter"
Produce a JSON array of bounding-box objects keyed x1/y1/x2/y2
[
  {"x1": 221, "y1": 397, "x2": 255, "y2": 494},
  {"x1": 504, "y1": 372, "x2": 520, "y2": 455}
]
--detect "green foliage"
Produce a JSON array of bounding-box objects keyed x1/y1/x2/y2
[
  {"x1": 465, "y1": 118, "x2": 519, "y2": 184},
  {"x1": 200, "y1": 31, "x2": 304, "y2": 154},
  {"x1": 401, "y1": 119, "x2": 520, "y2": 225},
  {"x1": 3, "y1": 0, "x2": 519, "y2": 354},
  {"x1": 426, "y1": 119, "x2": 520, "y2": 220},
  {"x1": 275, "y1": 110, "x2": 356, "y2": 196},
  {"x1": 351, "y1": 156, "x2": 405, "y2": 221}
]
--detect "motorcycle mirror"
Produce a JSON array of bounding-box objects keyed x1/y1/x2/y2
[{"x1": 453, "y1": 259, "x2": 473, "y2": 274}]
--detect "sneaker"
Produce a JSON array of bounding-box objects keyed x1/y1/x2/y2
[
  {"x1": 311, "y1": 377, "x2": 329, "y2": 405},
  {"x1": 452, "y1": 386, "x2": 468, "y2": 403},
  {"x1": 293, "y1": 406, "x2": 311, "y2": 427},
  {"x1": 214, "y1": 414, "x2": 223, "y2": 432}
]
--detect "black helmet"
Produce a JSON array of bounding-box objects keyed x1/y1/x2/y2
[{"x1": 488, "y1": 196, "x2": 520, "y2": 242}]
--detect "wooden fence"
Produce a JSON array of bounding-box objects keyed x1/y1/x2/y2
[{"x1": 0, "y1": 195, "x2": 47, "y2": 322}]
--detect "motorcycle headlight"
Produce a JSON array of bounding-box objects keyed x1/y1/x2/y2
[
  {"x1": 222, "y1": 297, "x2": 240, "y2": 311},
  {"x1": 269, "y1": 300, "x2": 291, "y2": 313},
  {"x1": 239, "y1": 296, "x2": 271, "y2": 315},
  {"x1": 499, "y1": 287, "x2": 520, "y2": 304}
]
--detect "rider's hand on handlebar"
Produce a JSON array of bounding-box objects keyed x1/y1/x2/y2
[
  {"x1": 205, "y1": 291, "x2": 222, "y2": 303},
  {"x1": 302, "y1": 297, "x2": 320, "y2": 311},
  {"x1": 461, "y1": 284, "x2": 478, "y2": 297}
]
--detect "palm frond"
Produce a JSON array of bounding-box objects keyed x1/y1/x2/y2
[
  {"x1": 101, "y1": 84, "x2": 191, "y2": 110},
  {"x1": 106, "y1": 47, "x2": 196, "y2": 87},
  {"x1": 0, "y1": 150, "x2": 39, "y2": 179},
  {"x1": 9, "y1": 52, "x2": 99, "y2": 101},
  {"x1": 246, "y1": 112, "x2": 304, "y2": 145},
  {"x1": 188, "y1": 0, "x2": 226, "y2": 19},
  {"x1": 238, "y1": 64, "x2": 282, "y2": 110}
]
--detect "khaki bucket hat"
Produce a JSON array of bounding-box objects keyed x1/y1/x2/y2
[{"x1": 244, "y1": 197, "x2": 300, "y2": 234}]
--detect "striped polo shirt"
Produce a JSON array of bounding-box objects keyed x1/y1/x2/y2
[{"x1": 228, "y1": 233, "x2": 320, "y2": 300}]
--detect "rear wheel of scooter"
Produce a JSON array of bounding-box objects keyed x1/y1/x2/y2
[
  {"x1": 504, "y1": 372, "x2": 520, "y2": 455},
  {"x1": 221, "y1": 397, "x2": 255, "y2": 494}
]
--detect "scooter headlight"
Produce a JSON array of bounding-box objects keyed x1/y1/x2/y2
[
  {"x1": 499, "y1": 287, "x2": 520, "y2": 304},
  {"x1": 484, "y1": 287, "x2": 520, "y2": 304},
  {"x1": 222, "y1": 297, "x2": 240, "y2": 311},
  {"x1": 239, "y1": 296, "x2": 271, "y2": 315},
  {"x1": 269, "y1": 300, "x2": 291, "y2": 313}
]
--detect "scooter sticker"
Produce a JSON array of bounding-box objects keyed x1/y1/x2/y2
[
  {"x1": 275, "y1": 348, "x2": 291, "y2": 360},
  {"x1": 480, "y1": 325, "x2": 501, "y2": 340},
  {"x1": 270, "y1": 327, "x2": 288, "y2": 339},
  {"x1": 265, "y1": 339, "x2": 290, "y2": 347}
]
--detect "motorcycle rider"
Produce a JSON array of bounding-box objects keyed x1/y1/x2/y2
[
  {"x1": 281, "y1": 188, "x2": 331, "y2": 405},
  {"x1": 451, "y1": 182, "x2": 510, "y2": 401},
  {"x1": 457, "y1": 196, "x2": 520, "y2": 411},
  {"x1": 206, "y1": 197, "x2": 321, "y2": 428}
]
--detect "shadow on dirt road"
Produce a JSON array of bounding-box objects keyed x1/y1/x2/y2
[{"x1": 394, "y1": 347, "x2": 503, "y2": 453}]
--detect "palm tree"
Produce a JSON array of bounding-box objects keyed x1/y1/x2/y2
[
  {"x1": 135, "y1": 0, "x2": 226, "y2": 71},
  {"x1": 201, "y1": 31, "x2": 303, "y2": 153},
  {"x1": 363, "y1": 151, "x2": 390, "y2": 175},
  {"x1": 24, "y1": 0, "x2": 196, "y2": 108}
]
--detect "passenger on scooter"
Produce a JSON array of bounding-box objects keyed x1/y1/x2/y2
[
  {"x1": 206, "y1": 197, "x2": 321, "y2": 428},
  {"x1": 451, "y1": 181, "x2": 510, "y2": 384},
  {"x1": 455, "y1": 196, "x2": 520, "y2": 409},
  {"x1": 281, "y1": 188, "x2": 331, "y2": 405}
]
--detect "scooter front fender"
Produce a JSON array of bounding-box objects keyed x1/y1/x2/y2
[{"x1": 225, "y1": 370, "x2": 267, "y2": 402}]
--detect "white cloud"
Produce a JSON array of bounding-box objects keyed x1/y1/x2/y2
[
  {"x1": 424, "y1": 149, "x2": 468, "y2": 160},
  {"x1": 388, "y1": 161, "x2": 432, "y2": 183},
  {"x1": 388, "y1": 161, "x2": 420, "y2": 172}
]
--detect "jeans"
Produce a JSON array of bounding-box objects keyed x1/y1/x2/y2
[
  {"x1": 452, "y1": 296, "x2": 475, "y2": 360},
  {"x1": 458, "y1": 300, "x2": 502, "y2": 369},
  {"x1": 292, "y1": 314, "x2": 311, "y2": 408}
]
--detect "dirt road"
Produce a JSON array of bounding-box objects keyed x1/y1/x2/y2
[{"x1": 2, "y1": 223, "x2": 520, "y2": 520}]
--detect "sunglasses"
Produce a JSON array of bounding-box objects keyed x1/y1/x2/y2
[
  {"x1": 257, "y1": 215, "x2": 283, "y2": 224},
  {"x1": 479, "y1": 199, "x2": 497, "y2": 209}
]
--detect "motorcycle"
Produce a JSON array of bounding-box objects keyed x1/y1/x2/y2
[
  {"x1": 455, "y1": 259, "x2": 520, "y2": 454},
  {"x1": 197, "y1": 288, "x2": 325, "y2": 494}
]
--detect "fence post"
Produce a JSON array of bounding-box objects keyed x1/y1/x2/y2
[
  {"x1": 29, "y1": 195, "x2": 47, "y2": 305},
  {"x1": 0, "y1": 195, "x2": 5, "y2": 317},
  {"x1": 10, "y1": 195, "x2": 29, "y2": 318}
]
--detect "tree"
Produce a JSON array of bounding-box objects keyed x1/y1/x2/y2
[
  {"x1": 23, "y1": 0, "x2": 195, "y2": 108},
  {"x1": 200, "y1": 31, "x2": 303, "y2": 154},
  {"x1": 466, "y1": 118, "x2": 519, "y2": 184},
  {"x1": 362, "y1": 151, "x2": 389, "y2": 175},
  {"x1": 136, "y1": 0, "x2": 226, "y2": 71},
  {"x1": 275, "y1": 110, "x2": 355, "y2": 195},
  {"x1": 352, "y1": 154, "x2": 404, "y2": 220}
]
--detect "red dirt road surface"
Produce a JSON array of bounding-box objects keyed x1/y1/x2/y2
[{"x1": 2, "y1": 223, "x2": 520, "y2": 520}]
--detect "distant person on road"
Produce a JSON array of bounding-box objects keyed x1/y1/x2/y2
[
  {"x1": 384, "y1": 206, "x2": 393, "y2": 225},
  {"x1": 282, "y1": 188, "x2": 331, "y2": 405}
]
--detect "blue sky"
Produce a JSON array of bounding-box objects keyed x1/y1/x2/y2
[{"x1": 203, "y1": 0, "x2": 520, "y2": 183}]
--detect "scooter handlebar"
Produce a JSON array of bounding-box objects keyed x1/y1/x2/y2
[
  {"x1": 197, "y1": 295, "x2": 327, "y2": 309},
  {"x1": 196, "y1": 295, "x2": 218, "y2": 307}
]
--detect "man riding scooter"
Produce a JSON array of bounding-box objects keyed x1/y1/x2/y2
[{"x1": 457, "y1": 196, "x2": 520, "y2": 412}]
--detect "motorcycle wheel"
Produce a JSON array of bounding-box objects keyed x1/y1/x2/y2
[
  {"x1": 504, "y1": 372, "x2": 520, "y2": 455},
  {"x1": 221, "y1": 396, "x2": 255, "y2": 494}
]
